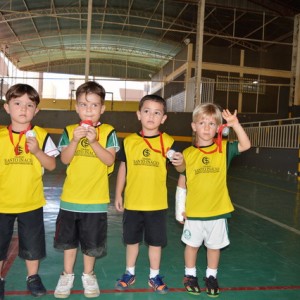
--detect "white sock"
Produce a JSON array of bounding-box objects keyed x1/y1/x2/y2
[
  {"x1": 185, "y1": 267, "x2": 196, "y2": 277},
  {"x1": 149, "y1": 268, "x2": 159, "y2": 279},
  {"x1": 126, "y1": 266, "x2": 135, "y2": 275},
  {"x1": 206, "y1": 267, "x2": 217, "y2": 278}
]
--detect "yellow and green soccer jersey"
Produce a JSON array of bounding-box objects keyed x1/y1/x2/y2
[
  {"x1": 183, "y1": 140, "x2": 239, "y2": 219},
  {"x1": 58, "y1": 123, "x2": 119, "y2": 211},
  {"x1": 0, "y1": 125, "x2": 59, "y2": 213},
  {"x1": 120, "y1": 132, "x2": 174, "y2": 211}
]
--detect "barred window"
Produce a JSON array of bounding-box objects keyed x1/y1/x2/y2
[{"x1": 216, "y1": 76, "x2": 265, "y2": 94}]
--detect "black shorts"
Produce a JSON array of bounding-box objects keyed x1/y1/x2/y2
[
  {"x1": 54, "y1": 209, "x2": 107, "y2": 258},
  {"x1": 0, "y1": 207, "x2": 46, "y2": 261},
  {"x1": 123, "y1": 209, "x2": 167, "y2": 247}
]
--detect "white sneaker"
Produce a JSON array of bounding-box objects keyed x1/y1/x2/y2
[
  {"x1": 54, "y1": 272, "x2": 75, "y2": 299},
  {"x1": 82, "y1": 272, "x2": 100, "y2": 298}
]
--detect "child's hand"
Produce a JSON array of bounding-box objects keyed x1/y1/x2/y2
[
  {"x1": 222, "y1": 109, "x2": 239, "y2": 127},
  {"x1": 73, "y1": 125, "x2": 88, "y2": 142},
  {"x1": 26, "y1": 137, "x2": 40, "y2": 154},
  {"x1": 171, "y1": 152, "x2": 184, "y2": 166},
  {"x1": 178, "y1": 212, "x2": 186, "y2": 225},
  {"x1": 86, "y1": 126, "x2": 97, "y2": 144},
  {"x1": 115, "y1": 196, "x2": 124, "y2": 212}
]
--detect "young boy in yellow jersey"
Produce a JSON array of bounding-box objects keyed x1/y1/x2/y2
[
  {"x1": 175, "y1": 103, "x2": 251, "y2": 297},
  {"x1": 0, "y1": 84, "x2": 59, "y2": 300},
  {"x1": 53, "y1": 81, "x2": 119, "y2": 298},
  {"x1": 114, "y1": 94, "x2": 183, "y2": 294}
]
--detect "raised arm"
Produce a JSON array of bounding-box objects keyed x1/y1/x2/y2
[{"x1": 222, "y1": 109, "x2": 251, "y2": 153}]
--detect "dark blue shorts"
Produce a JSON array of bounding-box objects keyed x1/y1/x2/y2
[
  {"x1": 54, "y1": 209, "x2": 107, "y2": 258},
  {"x1": 123, "y1": 209, "x2": 167, "y2": 247},
  {"x1": 0, "y1": 207, "x2": 46, "y2": 261}
]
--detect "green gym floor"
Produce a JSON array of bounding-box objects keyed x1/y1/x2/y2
[{"x1": 3, "y1": 161, "x2": 300, "y2": 300}]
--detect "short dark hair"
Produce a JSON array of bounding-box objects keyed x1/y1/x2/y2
[
  {"x1": 76, "y1": 81, "x2": 106, "y2": 104},
  {"x1": 5, "y1": 83, "x2": 40, "y2": 105},
  {"x1": 139, "y1": 94, "x2": 167, "y2": 114}
]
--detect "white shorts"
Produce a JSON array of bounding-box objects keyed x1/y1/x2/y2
[{"x1": 181, "y1": 219, "x2": 230, "y2": 249}]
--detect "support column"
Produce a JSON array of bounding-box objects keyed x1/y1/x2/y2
[
  {"x1": 194, "y1": 0, "x2": 205, "y2": 108},
  {"x1": 238, "y1": 50, "x2": 245, "y2": 113},
  {"x1": 291, "y1": 14, "x2": 300, "y2": 108},
  {"x1": 185, "y1": 43, "x2": 195, "y2": 112},
  {"x1": 85, "y1": 0, "x2": 93, "y2": 82},
  {"x1": 291, "y1": 15, "x2": 300, "y2": 181},
  {"x1": 38, "y1": 72, "x2": 43, "y2": 98}
]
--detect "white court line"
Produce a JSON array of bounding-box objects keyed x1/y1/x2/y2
[
  {"x1": 233, "y1": 203, "x2": 300, "y2": 235},
  {"x1": 169, "y1": 175, "x2": 300, "y2": 236}
]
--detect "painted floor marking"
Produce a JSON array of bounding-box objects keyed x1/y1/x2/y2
[
  {"x1": 5, "y1": 285, "x2": 300, "y2": 296},
  {"x1": 233, "y1": 203, "x2": 300, "y2": 235}
]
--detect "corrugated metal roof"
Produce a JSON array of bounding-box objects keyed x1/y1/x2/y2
[{"x1": 0, "y1": 0, "x2": 298, "y2": 79}]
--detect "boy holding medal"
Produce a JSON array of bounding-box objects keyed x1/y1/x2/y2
[
  {"x1": 0, "y1": 83, "x2": 59, "y2": 299},
  {"x1": 114, "y1": 94, "x2": 183, "y2": 294},
  {"x1": 53, "y1": 81, "x2": 119, "y2": 298}
]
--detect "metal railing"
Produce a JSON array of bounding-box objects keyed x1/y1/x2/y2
[{"x1": 229, "y1": 117, "x2": 300, "y2": 149}]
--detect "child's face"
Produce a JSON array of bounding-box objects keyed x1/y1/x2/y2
[
  {"x1": 136, "y1": 100, "x2": 167, "y2": 132},
  {"x1": 4, "y1": 93, "x2": 39, "y2": 127},
  {"x1": 191, "y1": 115, "x2": 218, "y2": 145},
  {"x1": 75, "y1": 93, "x2": 105, "y2": 125}
]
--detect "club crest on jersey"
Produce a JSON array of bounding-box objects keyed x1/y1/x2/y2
[
  {"x1": 202, "y1": 157, "x2": 210, "y2": 165},
  {"x1": 143, "y1": 148, "x2": 151, "y2": 157},
  {"x1": 80, "y1": 138, "x2": 90, "y2": 148},
  {"x1": 17, "y1": 146, "x2": 23, "y2": 155}
]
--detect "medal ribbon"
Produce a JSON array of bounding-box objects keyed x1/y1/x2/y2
[
  {"x1": 141, "y1": 130, "x2": 166, "y2": 158},
  {"x1": 79, "y1": 120, "x2": 100, "y2": 141},
  {"x1": 8, "y1": 124, "x2": 32, "y2": 155}
]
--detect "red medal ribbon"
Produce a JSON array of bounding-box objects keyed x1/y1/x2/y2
[
  {"x1": 8, "y1": 124, "x2": 32, "y2": 155},
  {"x1": 197, "y1": 143, "x2": 219, "y2": 154},
  {"x1": 79, "y1": 121, "x2": 100, "y2": 141},
  {"x1": 140, "y1": 130, "x2": 167, "y2": 158}
]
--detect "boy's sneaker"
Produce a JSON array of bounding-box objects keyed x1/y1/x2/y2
[
  {"x1": 26, "y1": 274, "x2": 47, "y2": 297},
  {"x1": 0, "y1": 278, "x2": 5, "y2": 300},
  {"x1": 54, "y1": 272, "x2": 75, "y2": 298},
  {"x1": 82, "y1": 272, "x2": 100, "y2": 298},
  {"x1": 203, "y1": 276, "x2": 219, "y2": 297},
  {"x1": 183, "y1": 275, "x2": 201, "y2": 295},
  {"x1": 115, "y1": 271, "x2": 136, "y2": 290},
  {"x1": 148, "y1": 274, "x2": 169, "y2": 294}
]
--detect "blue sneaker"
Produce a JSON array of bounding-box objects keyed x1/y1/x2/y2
[
  {"x1": 115, "y1": 271, "x2": 136, "y2": 290},
  {"x1": 148, "y1": 274, "x2": 168, "y2": 294}
]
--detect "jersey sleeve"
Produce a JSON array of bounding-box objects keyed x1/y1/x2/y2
[
  {"x1": 44, "y1": 135, "x2": 60, "y2": 157},
  {"x1": 227, "y1": 141, "x2": 239, "y2": 167},
  {"x1": 57, "y1": 128, "x2": 70, "y2": 152},
  {"x1": 106, "y1": 129, "x2": 120, "y2": 151}
]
